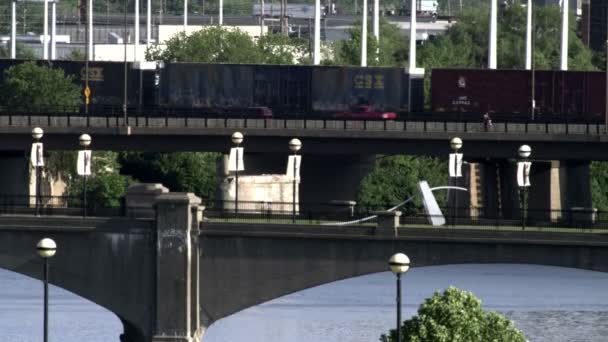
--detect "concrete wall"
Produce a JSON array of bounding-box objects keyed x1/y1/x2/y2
[{"x1": 220, "y1": 174, "x2": 299, "y2": 213}]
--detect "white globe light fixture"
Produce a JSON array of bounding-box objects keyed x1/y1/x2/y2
[
  {"x1": 518, "y1": 144, "x2": 532, "y2": 159},
  {"x1": 37, "y1": 238, "x2": 57, "y2": 258},
  {"x1": 450, "y1": 137, "x2": 463, "y2": 152},
  {"x1": 32, "y1": 127, "x2": 44, "y2": 141},
  {"x1": 231, "y1": 131, "x2": 244, "y2": 145},
  {"x1": 79, "y1": 134, "x2": 92, "y2": 148},
  {"x1": 289, "y1": 138, "x2": 302, "y2": 153}
]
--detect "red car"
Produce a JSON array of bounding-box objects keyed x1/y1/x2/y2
[{"x1": 333, "y1": 105, "x2": 397, "y2": 120}]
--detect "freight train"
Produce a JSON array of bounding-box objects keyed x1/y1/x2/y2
[
  {"x1": 0, "y1": 59, "x2": 424, "y2": 117},
  {"x1": 0, "y1": 59, "x2": 604, "y2": 123}
]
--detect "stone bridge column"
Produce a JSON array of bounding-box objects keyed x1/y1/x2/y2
[
  {"x1": 473, "y1": 160, "x2": 592, "y2": 223},
  {"x1": 153, "y1": 193, "x2": 203, "y2": 342}
]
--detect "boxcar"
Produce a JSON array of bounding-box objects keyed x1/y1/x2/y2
[
  {"x1": 160, "y1": 63, "x2": 417, "y2": 117},
  {"x1": 431, "y1": 68, "x2": 605, "y2": 122}
]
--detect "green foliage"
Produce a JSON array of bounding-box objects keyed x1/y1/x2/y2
[
  {"x1": 0, "y1": 43, "x2": 36, "y2": 60},
  {"x1": 332, "y1": 18, "x2": 407, "y2": 67},
  {"x1": 1, "y1": 62, "x2": 81, "y2": 111},
  {"x1": 146, "y1": 26, "x2": 307, "y2": 64},
  {"x1": 357, "y1": 155, "x2": 447, "y2": 210},
  {"x1": 60, "y1": 151, "x2": 133, "y2": 208},
  {"x1": 147, "y1": 27, "x2": 261, "y2": 63},
  {"x1": 591, "y1": 162, "x2": 608, "y2": 212},
  {"x1": 380, "y1": 287, "x2": 527, "y2": 342},
  {"x1": 118, "y1": 152, "x2": 220, "y2": 202}
]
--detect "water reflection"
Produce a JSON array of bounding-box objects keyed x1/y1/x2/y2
[
  {"x1": 205, "y1": 264, "x2": 608, "y2": 342},
  {"x1": 1, "y1": 264, "x2": 607, "y2": 342}
]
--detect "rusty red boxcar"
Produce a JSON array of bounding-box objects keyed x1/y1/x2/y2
[{"x1": 431, "y1": 69, "x2": 605, "y2": 122}]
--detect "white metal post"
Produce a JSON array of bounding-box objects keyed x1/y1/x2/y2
[
  {"x1": 11, "y1": 1, "x2": 16, "y2": 59},
  {"x1": 373, "y1": 0, "x2": 379, "y2": 60},
  {"x1": 219, "y1": 0, "x2": 223, "y2": 25},
  {"x1": 313, "y1": 0, "x2": 321, "y2": 64},
  {"x1": 88, "y1": 0, "x2": 93, "y2": 61},
  {"x1": 51, "y1": 1, "x2": 56, "y2": 60},
  {"x1": 43, "y1": 0, "x2": 49, "y2": 60},
  {"x1": 409, "y1": 0, "x2": 416, "y2": 73},
  {"x1": 488, "y1": 0, "x2": 497, "y2": 69},
  {"x1": 361, "y1": 0, "x2": 367, "y2": 67},
  {"x1": 560, "y1": 0, "x2": 569, "y2": 70},
  {"x1": 525, "y1": 0, "x2": 532, "y2": 70},
  {"x1": 135, "y1": 0, "x2": 140, "y2": 61},
  {"x1": 184, "y1": 0, "x2": 188, "y2": 31},
  {"x1": 147, "y1": 0, "x2": 152, "y2": 46},
  {"x1": 260, "y1": 0, "x2": 265, "y2": 37}
]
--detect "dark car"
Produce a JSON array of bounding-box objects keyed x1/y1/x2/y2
[{"x1": 333, "y1": 105, "x2": 397, "y2": 120}]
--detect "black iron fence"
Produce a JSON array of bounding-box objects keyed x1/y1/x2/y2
[
  {"x1": 205, "y1": 200, "x2": 608, "y2": 232},
  {"x1": 0, "y1": 194, "x2": 124, "y2": 217},
  {"x1": 0, "y1": 194, "x2": 606, "y2": 232}
]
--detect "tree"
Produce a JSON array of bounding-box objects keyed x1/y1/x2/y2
[
  {"x1": 0, "y1": 42, "x2": 36, "y2": 60},
  {"x1": 357, "y1": 155, "x2": 447, "y2": 210},
  {"x1": 67, "y1": 152, "x2": 134, "y2": 208},
  {"x1": 146, "y1": 26, "x2": 308, "y2": 65},
  {"x1": 380, "y1": 287, "x2": 527, "y2": 342},
  {"x1": 333, "y1": 18, "x2": 407, "y2": 67},
  {"x1": 118, "y1": 152, "x2": 220, "y2": 202},
  {"x1": 0, "y1": 62, "x2": 81, "y2": 111},
  {"x1": 591, "y1": 161, "x2": 608, "y2": 212}
]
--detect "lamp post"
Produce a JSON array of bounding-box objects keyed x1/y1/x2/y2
[
  {"x1": 517, "y1": 144, "x2": 532, "y2": 230},
  {"x1": 78, "y1": 134, "x2": 92, "y2": 217},
  {"x1": 389, "y1": 253, "x2": 410, "y2": 342},
  {"x1": 37, "y1": 238, "x2": 57, "y2": 342},
  {"x1": 31, "y1": 127, "x2": 44, "y2": 216},
  {"x1": 289, "y1": 138, "x2": 302, "y2": 223},
  {"x1": 449, "y1": 137, "x2": 463, "y2": 225},
  {"x1": 231, "y1": 132, "x2": 243, "y2": 215}
]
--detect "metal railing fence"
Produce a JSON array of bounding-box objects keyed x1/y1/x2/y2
[{"x1": 0, "y1": 106, "x2": 605, "y2": 135}]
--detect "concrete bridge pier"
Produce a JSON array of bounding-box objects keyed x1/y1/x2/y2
[
  {"x1": 473, "y1": 160, "x2": 592, "y2": 222},
  {"x1": 222, "y1": 153, "x2": 375, "y2": 208},
  {"x1": 0, "y1": 151, "x2": 30, "y2": 197},
  {"x1": 447, "y1": 164, "x2": 471, "y2": 223}
]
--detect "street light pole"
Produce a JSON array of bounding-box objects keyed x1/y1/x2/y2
[
  {"x1": 231, "y1": 132, "x2": 243, "y2": 216},
  {"x1": 37, "y1": 238, "x2": 57, "y2": 342},
  {"x1": 79, "y1": 134, "x2": 92, "y2": 218},
  {"x1": 517, "y1": 144, "x2": 532, "y2": 231},
  {"x1": 31, "y1": 127, "x2": 44, "y2": 216},
  {"x1": 389, "y1": 253, "x2": 410, "y2": 342},
  {"x1": 449, "y1": 137, "x2": 463, "y2": 226},
  {"x1": 289, "y1": 138, "x2": 302, "y2": 223}
]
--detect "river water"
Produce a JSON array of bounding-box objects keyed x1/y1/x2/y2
[{"x1": 1, "y1": 264, "x2": 607, "y2": 342}]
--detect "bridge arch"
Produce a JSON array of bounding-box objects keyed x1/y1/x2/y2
[{"x1": 199, "y1": 223, "x2": 608, "y2": 326}]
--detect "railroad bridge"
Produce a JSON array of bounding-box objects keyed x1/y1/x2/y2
[{"x1": 1, "y1": 184, "x2": 607, "y2": 341}]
